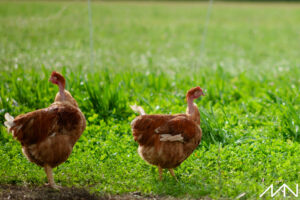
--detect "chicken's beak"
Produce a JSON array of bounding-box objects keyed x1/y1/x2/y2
[{"x1": 200, "y1": 91, "x2": 205, "y2": 96}]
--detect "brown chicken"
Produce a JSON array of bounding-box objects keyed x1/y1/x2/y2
[
  {"x1": 4, "y1": 71, "x2": 86, "y2": 189},
  {"x1": 130, "y1": 86, "x2": 204, "y2": 180}
]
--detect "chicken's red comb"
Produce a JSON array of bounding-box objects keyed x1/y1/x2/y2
[
  {"x1": 50, "y1": 71, "x2": 66, "y2": 87},
  {"x1": 187, "y1": 86, "x2": 202, "y2": 95},
  {"x1": 186, "y1": 86, "x2": 204, "y2": 100},
  {"x1": 51, "y1": 71, "x2": 60, "y2": 77},
  {"x1": 51, "y1": 71, "x2": 65, "y2": 79}
]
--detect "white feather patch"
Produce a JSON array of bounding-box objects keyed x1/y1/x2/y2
[
  {"x1": 4, "y1": 121, "x2": 14, "y2": 129},
  {"x1": 130, "y1": 105, "x2": 146, "y2": 115},
  {"x1": 5, "y1": 113, "x2": 14, "y2": 121},
  {"x1": 154, "y1": 127, "x2": 160, "y2": 133},
  {"x1": 4, "y1": 113, "x2": 15, "y2": 131},
  {"x1": 160, "y1": 134, "x2": 184, "y2": 143},
  {"x1": 49, "y1": 132, "x2": 56, "y2": 137}
]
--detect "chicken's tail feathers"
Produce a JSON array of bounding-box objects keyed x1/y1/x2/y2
[
  {"x1": 4, "y1": 113, "x2": 14, "y2": 132},
  {"x1": 130, "y1": 105, "x2": 146, "y2": 115}
]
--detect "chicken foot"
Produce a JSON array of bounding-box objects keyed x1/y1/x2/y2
[
  {"x1": 44, "y1": 165, "x2": 60, "y2": 189},
  {"x1": 158, "y1": 167, "x2": 178, "y2": 181},
  {"x1": 168, "y1": 169, "x2": 178, "y2": 182}
]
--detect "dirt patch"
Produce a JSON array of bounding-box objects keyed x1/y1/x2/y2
[
  {"x1": 0, "y1": 184, "x2": 102, "y2": 200},
  {"x1": 0, "y1": 184, "x2": 181, "y2": 200}
]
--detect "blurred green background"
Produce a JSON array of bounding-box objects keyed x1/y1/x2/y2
[{"x1": 0, "y1": 1, "x2": 299, "y2": 199}]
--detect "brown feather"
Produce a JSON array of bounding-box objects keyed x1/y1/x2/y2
[
  {"x1": 10, "y1": 101, "x2": 85, "y2": 168},
  {"x1": 131, "y1": 114, "x2": 202, "y2": 169}
]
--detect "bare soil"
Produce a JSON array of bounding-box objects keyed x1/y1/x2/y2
[{"x1": 0, "y1": 184, "x2": 180, "y2": 200}]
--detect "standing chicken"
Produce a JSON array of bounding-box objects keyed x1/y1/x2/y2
[
  {"x1": 4, "y1": 71, "x2": 86, "y2": 189},
  {"x1": 130, "y1": 86, "x2": 204, "y2": 180}
]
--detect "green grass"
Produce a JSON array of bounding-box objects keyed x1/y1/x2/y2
[{"x1": 0, "y1": 1, "x2": 300, "y2": 199}]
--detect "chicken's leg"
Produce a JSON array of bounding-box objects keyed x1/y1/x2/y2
[
  {"x1": 168, "y1": 169, "x2": 178, "y2": 182},
  {"x1": 158, "y1": 166, "x2": 163, "y2": 181},
  {"x1": 44, "y1": 165, "x2": 60, "y2": 189}
]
